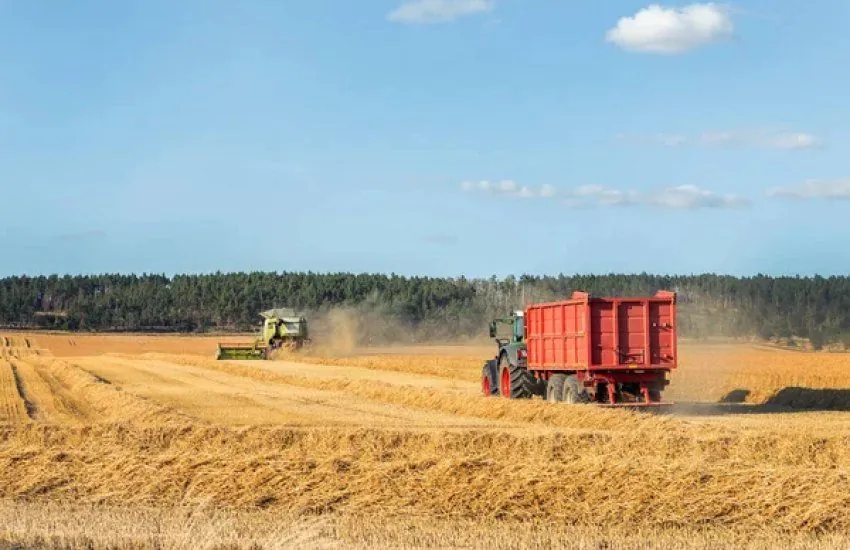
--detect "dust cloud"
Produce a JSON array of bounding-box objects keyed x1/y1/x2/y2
[{"x1": 301, "y1": 306, "x2": 490, "y2": 354}]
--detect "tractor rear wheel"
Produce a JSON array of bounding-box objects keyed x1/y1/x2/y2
[
  {"x1": 546, "y1": 374, "x2": 567, "y2": 403},
  {"x1": 562, "y1": 375, "x2": 590, "y2": 404},
  {"x1": 499, "y1": 354, "x2": 535, "y2": 399}
]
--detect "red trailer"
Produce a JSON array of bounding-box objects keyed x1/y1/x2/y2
[{"x1": 482, "y1": 290, "x2": 677, "y2": 406}]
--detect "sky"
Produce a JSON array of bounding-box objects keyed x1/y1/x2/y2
[{"x1": 1, "y1": 0, "x2": 849, "y2": 278}]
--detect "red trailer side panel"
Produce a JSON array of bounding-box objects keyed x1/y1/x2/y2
[{"x1": 526, "y1": 291, "x2": 677, "y2": 372}]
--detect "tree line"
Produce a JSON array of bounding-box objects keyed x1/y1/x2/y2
[{"x1": 1, "y1": 272, "x2": 849, "y2": 348}]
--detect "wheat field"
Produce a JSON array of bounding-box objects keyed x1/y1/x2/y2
[{"x1": 1, "y1": 333, "x2": 850, "y2": 548}]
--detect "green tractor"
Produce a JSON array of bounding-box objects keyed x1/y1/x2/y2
[
  {"x1": 481, "y1": 310, "x2": 540, "y2": 398},
  {"x1": 215, "y1": 308, "x2": 310, "y2": 360}
]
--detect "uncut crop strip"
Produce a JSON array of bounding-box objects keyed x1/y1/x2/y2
[
  {"x1": 667, "y1": 346, "x2": 850, "y2": 405},
  {"x1": 0, "y1": 360, "x2": 29, "y2": 423}
]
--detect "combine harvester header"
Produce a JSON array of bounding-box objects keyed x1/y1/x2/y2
[{"x1": 483, "y1": 290, "x2": 677, "y2": 406}]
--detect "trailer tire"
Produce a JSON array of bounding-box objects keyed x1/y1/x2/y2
[
  {"x1": 563, "y1": 375, "x2": 590, "y2": 404},
  {"x1": 499, "y1": 354, "x2": 534, "y2": 399},
  {"x1": 546, "y1": 374, "x2": 567, "y2": 403},
  {"x1": 481, "y1": 361, "x2": 499, "y2": 397}
]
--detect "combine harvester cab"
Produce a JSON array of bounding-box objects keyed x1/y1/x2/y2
[
  {"x1": 482, "y1": 291, "x2": 677, "y2": 407},
  {"x1": 216, "y1": 308, "x2": 310, "y2": 360}
]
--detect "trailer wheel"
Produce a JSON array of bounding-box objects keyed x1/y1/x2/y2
[
  {"x1": 648, "y1": 389, "x2": 663, "y2": 403},
  {"x1": 563, "y1": 375, "x2": 590, "y2": 404},
  {"x1": 481, "y1": 361, "x2": 498, "y2": 396},
  {"x1": 499, "y1": 354, "x2": 534, "y2": 399},
  {"x1": 546, "y1": 374, "x2": 567, "y2": 403}
]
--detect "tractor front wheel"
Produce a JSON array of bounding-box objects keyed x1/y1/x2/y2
[{"x1": 481, "y1": 362, "x2": 498, "y2": 396}]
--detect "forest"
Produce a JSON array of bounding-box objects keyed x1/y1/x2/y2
[{"x1": 1, "y1": 272, "x2": 849, "y2": 348}]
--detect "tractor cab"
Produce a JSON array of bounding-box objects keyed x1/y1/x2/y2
[
  {"x1": 259, "y1": 308, "x2": 309, "y2": 349},
  {"x1": 489, "y1": 310, "x2": 525, "y2": 348},
  {"x1": 482, "y1": 310, "x2": 534, "y2": 398}
]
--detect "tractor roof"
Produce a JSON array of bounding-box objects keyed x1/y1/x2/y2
[{"x1": 259, "y1": 308, "x2": 301, "y2": 319}]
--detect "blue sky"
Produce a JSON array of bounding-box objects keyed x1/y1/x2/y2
[{"x1": 1, "y1": 0, "x2": 849, "y2": 278}]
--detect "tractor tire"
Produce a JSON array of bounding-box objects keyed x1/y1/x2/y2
[
  {"x1": 648, "y1": 388, "x2": 663, "y2": 403},
  {"x1": 546, "y1": 374, "x2": 567, "y2": 403},
  {"x1": 481, "y1": 361, "x2": 499, "y2": 397},
  {"x1": 563, "y1": 375, "x2": 590, "y2": 404},
  {"x1": 499, "y1": 354, "x2": 535, "y2": 399}
]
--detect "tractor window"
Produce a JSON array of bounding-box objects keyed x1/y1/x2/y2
[
  {"x1": 284, "y1": 322, "x2": 301, "y2": 332},
  {"x1": 514, "y1": 316, "x2": 525, "y2": 342},
  {"x1": 493, "y1": 321, "x2": 512, "y2": 340}
]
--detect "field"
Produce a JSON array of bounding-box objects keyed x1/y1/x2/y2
[{"x1": 2, "y1": 333, "x2": 850, "y2": 548}]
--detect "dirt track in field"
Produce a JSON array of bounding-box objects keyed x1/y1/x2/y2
[{"x1": 71, "y1": 355, "x2": 499, "y2": 428}]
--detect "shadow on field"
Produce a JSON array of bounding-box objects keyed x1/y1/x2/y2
[
  {"x1": 764, "y1": 387, "x2": 850, "y2": 411},
  {"x1": 720, "y1": 389, "x2": 751, "y2": 403},
  {"x1": 666, "y1": 387, "x2": 850, "y2": 416}
]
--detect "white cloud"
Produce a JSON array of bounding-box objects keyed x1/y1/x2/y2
[
  {"x1": 567, "y1": 184, "x2": 747, "y2": 210},
  {"x1": 387, "y1": 0, "x2": 493, "y2": 24},
  {"x1": 703, "y1": 130, "x2": 823, "y2": 150},
  {"x1": 539, "y1": 184, "x2": 557, "y2": 198},
  {"x1": 581, "y1": 186, "x2": 641, "y2": 206},
  {"x1": 606, "y1": 3, "x2": 734, "y2": 54},
  {"x1": 648, "y1": 184, "x2": 750, "y2": 209},
  {"x1": 766, "y1": 179, "x2": 850, "y2": 200},
  {"x1": 462, "y1": 181, "x2": 748, "y2": 210},
  {"x1": 497, "y1": 179, "x2": 517, "y2": 193},
  {"x1": 619, "y1": 129, "x2": 823, "y2": 150},
  {"x1": 575, "y1": 184, "x2": 605, "y2": 196},
  {"x1": 460, "y1": 180, "x2": 558, "y2": 199},
  {"x1": 766, "y1": 132, "x2": 822, "y2": 150},
  {"x1": 700, "y1": 130, "x2": 739, "y2": 146}
]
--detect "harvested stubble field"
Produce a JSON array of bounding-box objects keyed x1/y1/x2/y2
[{"x1": 1, "y1": 333, "x2": 850, "y2": 548}]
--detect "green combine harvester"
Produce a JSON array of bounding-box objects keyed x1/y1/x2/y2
[{"x1": 215, "y1": 308, "x2": 310, "y2": 360}]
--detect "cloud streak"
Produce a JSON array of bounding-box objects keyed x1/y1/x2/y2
[
  {"x1": 387, "y1": 0, "x2": 493, "y2": 24},
  {"x1": 606, "y1": 3, "x2": 734, "y2": 54},
  {"x1": 461, "y1": 181, "x2": 749, "y2": 210},
  {"x1": 460, "y1": 180, "x2": 557, "y2": 199},
  {"x1": 567, "y1": 184, "x2": 750, "y2": 210},
  {"x1": 766, "y1": 179, "x2": 850, "y2": 200},
  {"x1": 618, "y1": 129, "x2": 823, "y2": 150}
]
